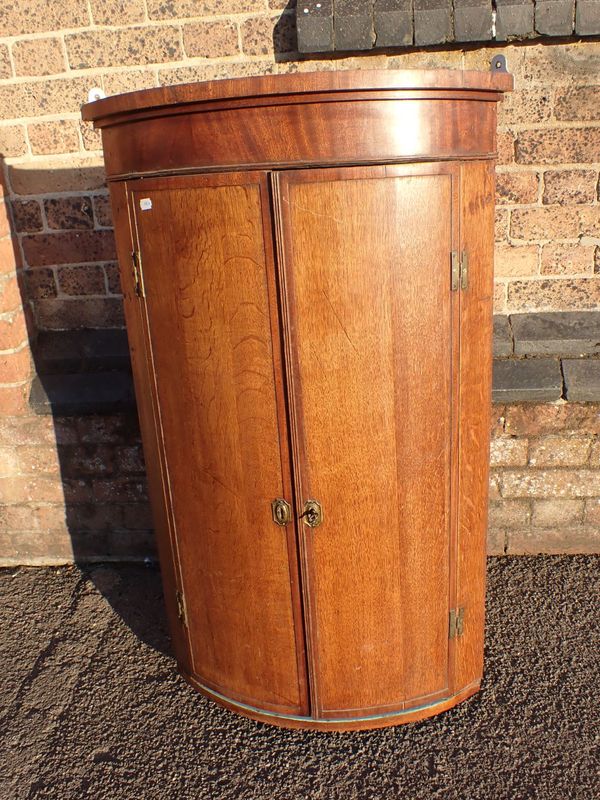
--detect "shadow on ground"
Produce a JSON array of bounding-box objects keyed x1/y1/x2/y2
[{"x1": 1, "y1": 555, "x2": 599, "y2": 800}]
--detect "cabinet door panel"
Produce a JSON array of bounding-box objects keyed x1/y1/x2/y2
[
  {"x1": 275, "y1": 164, "x2": 458, "y2": 717},
  {"x1": 129, "y1": 172, "x2": 308, "y2": 715}
]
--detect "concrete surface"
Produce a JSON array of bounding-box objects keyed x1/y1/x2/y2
[{"x1": 1, "y1": 556, "x2": 598, "y2": 800}]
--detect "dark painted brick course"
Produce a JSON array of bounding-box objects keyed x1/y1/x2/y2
[
  {"x1": 492, "y1": 358, "x2": 563, "y2": 403},
  {"x1": 563, "y1": 360, "x2": 600, "y2": 401},
  {"x1": 511, "y1": 312, "x2": 600, "y2": 357}
]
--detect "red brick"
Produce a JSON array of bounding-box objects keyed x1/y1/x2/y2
[
  {"x1": 183, "y1": 21, "x2": 240, "y2": 58},
  {"x1": 23, "y1": 268, "x2": 58, "y2": 301},
  {"x1": 116, "y1": 445, "x2": 145, "y2": 473},
  {"x1": 529, "y1": 436, "x2": 592, "y2": 467},
  {"x1": 22, "y1": 230, "x2": 116, "y2": 267},
  {"x1": 506, "y1": 526, "x2": 600, "y2": 555},
  {"x1": 65, "y1": 26, "x2": 182, "y2": 70},
  {"x1": 77, "y1": 415, "x2": 138, "y2": 445},
  {"x1": 502, "y1": 470, "x2": 600, "y2": 498},
  {"x1": 495, "y1": 209, "x2": 509, "y2": 242},
  {"x1": 8, "y1": 160, "x2": 105, "y2": 196},
  {"x1": 498, "y1": 88, "x2": 552, "y2": 126},
  {"x1": 0, "y1": 238, "x2": 20, "y2": 275},
  {"x1": 0, "y1": 200, "x2": 10, "y2": 239},
  {"x1": 35, "y1": 297, "x2": 124, "y2": 329},
  {"x1": 493, "y1": 281, "x2": 507, "y2": 313},
  {"x1": 93, "y1": 477, "x2": 148, "y2": 503},
  {"x1": 532, "y1": 499, "x2": 583, "y2": 527},
  {"x1": 490, "y1": 437, "x2": 529, "y2": 467},
  {"x1": 554, "y1": 86, "x2": 600, "y2": 121},
  {"x1": 45, "y1": 197, "x2": 94, "y2": 230},
  {"x1": 0, "y1": 475, "x2": 63, "y2": 503},
  {"x1": 105, "y1": 263, "x2": 122, "y2": 295},
  {"x1": 541, "y1": 242, "x2": 596, "y2": 275},
  {"x1": 488, "y1": 499, "x2": 531, "y2": 529},
  {"x1": 0, "y1": 312, "x2": 28, "y2": 351},
  {"x1": 61, "y1": 445, "x2": 114, "y2": 477},
  {"x1": 489, "y1": 473, "x2": 502, "y2": 501},
  {"x1": 241, "y1": 14, "x2": 296, "y2": 56},
  {"x1": 486, "y1": 527, "x2": 505, "y2": 555},
  {"x1": 0, "y1": 416, "x2": 57, "y2": 446},
  {"x1": 93, "y1": 196, "x2": 112, "y2": 228},
  {"x1": 510, "y1": 208, "x2": 580, "y2": 240},
  {"x1": 543, "y1": 169, "x2": 598, "y2": 205},
  {"x1": 504, "y1": 403, "x2": 600, "y2": 436},
  {"x1": 507, "y1": 278, "x2": 600, "y2": 311},
  {"x1": 497, "y1": 131, "x2": 515, "y2": 165},
  {"x1": 0, "y1": 504, "x2": 40, "y2": 531},
  {"x1": 0, "y1": 0, "x2": 89, "y2": 36},
  {"x1": 67, "y1": 503, "x2": 124, "y2": 532},
  {"x1": 578, "y1": 207, "x2": 600, "y2": 237},
  {"x1": 121, "y1": 502, "x2": 153, "y2": 530},
  {"x1": 63, "y1": 479, "x2": 93, "y2": 504},
  {"x1": 0, "y1": 446, "x2": 18, "y2": 477},
  {"x1": 11, "y1": 200, "x2": 43, "y2": 234},
  {"x1": 57, "y1": 265, "x2": 106, "y2": 296},
  {"x1": 79, "y1": 121, "x2": 102, "y2": 151},
  {"x1": 516, "y1": 128, "x2": 600, "y2": 165},
  {"x1": 584, "y1": 499, "x2": 600, "y2": 525},
  {"x1": 0, "y1": 275, "x2": 22, "y2": 314},
  {"x1": 0, "y1": 347, "x2": 31, "y2": 383},
  {"x1": 589, "y1": 441, "x2": 600, "y2": 467},
  {"x1": 147, "y1": 0, "x2": 264, "y2": 17},
  {"x1": 16, "y1": 445, "x2": 60, "y2": 475},
  {"x1": 495, "y1": 172, "x2": 539, "y2": 205},
  {"x1": 35, "y1": 504, "x2": 68, "y2": 532},
  {"x1": 0, "y1": 77, "x2": 92, "y2": 119},
  {"x1": 495, "y1": 244, "x2": 539, "y2": 277},
  {"x1": 90, "y1": 0, "x2": 145, "y2": 25},
  {"x1": 0, "y1": 126, "x2": 27, "y2": 158},
  {"x1": 0, "y1": 383, "x2": 31, "y2": 416}
]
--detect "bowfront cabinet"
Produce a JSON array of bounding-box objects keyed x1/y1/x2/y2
[{"x1": 83, "y1": 68, "x2": 512, "y2": 730}]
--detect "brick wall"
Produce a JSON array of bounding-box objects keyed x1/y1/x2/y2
[{"x1": 0, "y1": 2, "x2": 599, "y2": 563}]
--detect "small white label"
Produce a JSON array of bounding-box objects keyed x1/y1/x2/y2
[{"x1": 139, "y1": 198, "x2": 152, "y2": 211}]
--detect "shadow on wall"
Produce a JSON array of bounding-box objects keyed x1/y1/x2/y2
[{"x1": 0, "y1": 154, "x2": 171, "y2": 656}]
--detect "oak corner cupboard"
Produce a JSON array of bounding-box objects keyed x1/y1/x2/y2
[{"x1": 83, "y1": 67, "x2": 513, "y2": 731}]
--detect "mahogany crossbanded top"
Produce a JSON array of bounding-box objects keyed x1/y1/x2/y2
[{"x1": 82, "y1": 69, "x2": 513, "y2": 125}]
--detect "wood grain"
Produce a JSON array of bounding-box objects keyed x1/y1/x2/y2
[
  {"x1": 275, "y1": 163, "x2": 458, "y2": 717},
  {"x1": 129, "y1": 171, "x2": 308, "y2": 715}
]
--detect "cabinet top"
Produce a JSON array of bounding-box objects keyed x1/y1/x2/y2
[{"x1": 82, "y1": 68, "x2": 513, "y2": 127}]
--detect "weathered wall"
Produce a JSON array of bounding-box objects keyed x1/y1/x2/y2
[{"x1": 0, "y1": 2, "x2": 599, "y2": 563}]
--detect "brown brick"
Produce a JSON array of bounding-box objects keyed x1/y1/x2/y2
[
  {"x1": 16, "y1": 445, "x2": 60, "y2": 475},
  {"x1": 516, "y1": 128, "x2": 600, "y2": 165},
  {"x1": 158, "y1": 61, "x2": 277, "y2": 87},
  {"x1": 79, "y1": 121, "x2": 102, "y2": 152},
  {"x1": 121, "y1": 502, "x2": 153, "y2": 530},
  {"x1": 507, "y1": 526, "x2": 600, "y2": 555},
  {"x1": 520, "y1": 42, "x2": 600, "y2": 82},
  {"x1": 0, "y1": 312, "x2": 28, "y2": 351},
  {"x1": 578, "y1": 207, "x2": 600, "y2": 238},
  {"x1": 0, "y1": 126, "x2": 27, "y2": 158},
  {"x1": 0, "y1": 0, "x2": 89, "y2": 36},
  {"x1": 24, "y1": 268, "x2": 57, "y2": 301},
  {"x1": 497, "y1": 131, "x2": 515, "y2": 165},
  {"x1": 147, "y1": 0, "x2": 264, "y2": 17},
  {"x1": 77, "y1": 414, "x2": 138, "y2": 445},
  {"x1": 0, "y1": 77, "x2": 91, "y2": 119},
  {"x1": 8, "y1": 159, "x2": 105, "y2": 196},
  {"x1": 532, "y1": 499, "x2": 583, "y2": 527},
  {"x1": 102, "y1": 70, "x2": 158, "y2": 97},
  {"x1": 116, "y1": 445, "x2": 145, "y2": 474},
  {"x1": 12, "y1": 37, "x2": 66, "y2": 77},
  {"x1": 0, "y1": 446, "x2": 18, "y2": 477},
  {"x1": 0, "y1": 474, "x2": 62, "y2": 503},
  {"x1": 540, "y1": 243, "x2": 596, "y2": 275},
  {"x1": 543, "y1": 169, "x2": 598, "y2": 205},
  {"x1": 0, "y1": 347, "x2": 31, "y2": 384},
  {"x1": 22, "y1": 230, "x2": 116, "y2": 267},
  {"x1": 0, "y1": 504, "x2": 39, "y2": 531},
  {"x1": 493, "y1": 281, "x2": 507, "y2": 313},
  {"x1": 66, "y1": 26, "x2": 182, "y2": 70},
  {"x1": 489, "y1": 473, "x2": 501, "y2": 501},
  {"x1": 0, "y1": 384, "x2": 31, "y2": 416},
  {"x1": 63, "y1": 478, "x2": 93, "y2": 504},
  {"x1": 510, "y1": 208, "x2": 580, "y2": 240},
  {"x1": 486, "y1": 526, "x2": 506, "y2": 555},
  {"x1": 490, "y1": 437, "x2": 528, "y2": 467},
  {"x1": 57, "y1": 265, "x2": 106, "y2": 296},
  {"x1": 104, "y1": 263, "x2": 122, "y2": 295},
  {"x1": 584, "y1": 498, "x2": 600, "y2": 525},
  {"x1": 61, "y1": 445, "x2": 114, "y2": 477},
  {"x1": 529, "y1": 436, "x2": 592, "y2": 467},
  {"x1": 495, "y1": 244, "x2": 539, "y2": 277},
  {"x1": 507, "y1": 278, "x2": 600, "y2": 311},
  {"x1": 0, "y1": 200, "x2": 9, "y2": 240},
  {"x1": 488, "y1": 499, "x2": 531, "y2": 529},
  {"x1": 504, "y1": 403, "x2": 600, "y2": 436},
  {"x1": 589, "y1": 441, "x2": 600, "y2": 467},
  {"x1": 35, "y1": 297, "x2": 124, "y2": 329},
  {"x1": 495, "y1": 172, "x2": 538, "y2": 205},
  {"x1": 45, "y1": 197, "x2": 94, "y2": 231},
  {"x1": 36, "y1": 504, "x2": 68, "y2": 532},
  {"x1": 502, "y1": 469, "x2": 600, "y2": 498},
  {"x1": 0, "y1": 275, "x2": 22, "y2": 314},
  {"x1": 498, "y1": 88, "x2": 552, "y2": 127},
  {"x1": 241, "y1": 14, "x2": 296, "y2": 56},
  {"x1": 495, "y1": 209, "x2": 509, "y2": 243},
  {"x1": 90, "y1": 0, "x2": 145, "y2": 25},
  {"x1": 93, "y1": 196, "x2": 112, "y2": 228},
  {"x1": 491, "y1": 406, "x2": 506, "y2": 437},
  {"x1": 53, "y1": 417, "x2": 79, "y2": 445},
  {"x1": 0, "y1": 44, "x2": 10, "y2": 80},
  {"x1": 183, "y1": 21, "x2": 240, "y2": 58},
  {"x1": 11, "y1": 200, "x2": 43, "y2": 234},
  {"x1": 28, "y1": 120, "x2": 80, "y2": 156},
  {"x1": 555, "y1": 86, "x2": 600, "y2": 121},
  {"x1": 93, "y1": 477, "x2": 148, "y2": 503}
]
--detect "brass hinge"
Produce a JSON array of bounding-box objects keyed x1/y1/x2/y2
[
  {"x1": 449, "y1": 607, "x2": 465, "y2": 639},
  {"x1": 450, "y1": 251, "x2": 468, "y2": 292},
  {"x1": 131, "y1": 249, "x2": 145, "y2": 298},
  {"x1": 176, "y1": 590, "x2": 187, "y2": 626}
]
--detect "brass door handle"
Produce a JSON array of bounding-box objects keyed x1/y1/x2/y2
[
  {"x1": 300, "y1": 499, "x2": 323, "y2": 528},
  {"x1": 271, "y1": 498, "x2": 292, "y2": 526}
]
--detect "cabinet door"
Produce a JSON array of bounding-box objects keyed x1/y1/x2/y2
[
  {"x1": 128, "y1": 172, "x2": 308, "y2": 715},
  {"x1": 274, "y1": 164, "x2": 459, "y2": 718}
]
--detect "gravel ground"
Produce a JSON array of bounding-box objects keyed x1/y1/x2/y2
[{"x1": 1, "y1": 556, "x2": 598, "y2": 800}]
